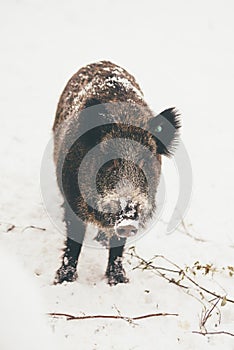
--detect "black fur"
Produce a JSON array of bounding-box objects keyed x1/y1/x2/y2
[{"x1": 53, "y1": 61, "x2": 181, "y2": 286}]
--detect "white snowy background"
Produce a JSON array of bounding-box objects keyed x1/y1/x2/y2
[{"x1": 0, "y1": 0, "x2": 234, "y2": 349}]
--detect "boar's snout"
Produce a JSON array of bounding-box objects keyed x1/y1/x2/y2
[
  {"x1": 115, "y1": 222, "x2": 138, "y2": 238},
  {"x1": 113, "y1": 198, "x2": 141, "y2": 238}
]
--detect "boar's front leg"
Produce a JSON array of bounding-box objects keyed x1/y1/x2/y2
[
  {"x1": 106, "y1": 236, "x2": 129, "y2": 286},
  {"x1": 54, "y1": 204, "x2": 86, "y2": 284}
]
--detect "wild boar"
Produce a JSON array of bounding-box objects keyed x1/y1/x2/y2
[{"x1": 53, "y1": 61, "x2": 180, "y2": 285}]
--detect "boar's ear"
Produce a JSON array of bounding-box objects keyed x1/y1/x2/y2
[{"x1": 148, "y1": 107, "x2": 181, "y2": 157}]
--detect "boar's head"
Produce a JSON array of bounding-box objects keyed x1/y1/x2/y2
[{"x1": 87, "y1": 103, "x2": 181, "y2": 239}]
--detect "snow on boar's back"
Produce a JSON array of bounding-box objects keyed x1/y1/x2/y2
[{"x1": 53, "y1": 61, "x2": 180, "y2": 286}]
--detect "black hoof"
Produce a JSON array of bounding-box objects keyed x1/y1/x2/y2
[
  {"x1": 54, "y1": 265, "x2": 78, "y2": 284},
  {"x1": 106, "y1": 259, "x2": 129, "y2": 286}
]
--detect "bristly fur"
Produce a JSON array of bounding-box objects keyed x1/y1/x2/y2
[
  {"x1": 149, "y1": 107, "x2": 181, "y2": 157},
  {"x1": 52, "y1": 61, "x2": 181, "y2": 285}
]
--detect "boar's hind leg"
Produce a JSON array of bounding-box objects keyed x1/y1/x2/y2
[
  {"x1": 54, "y1": 204, "x2": 86, "y2": 284},
  {"x1": 106, "y1": 236, "x2": 129, "y2": 286}
]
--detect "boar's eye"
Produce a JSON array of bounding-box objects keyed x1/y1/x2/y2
[
  {"x1": 148, "y1": 107, "x2": 181, "y2": 157},
  {"x1": 155, "y1": 125, "x2": 163, "y2": 133}
]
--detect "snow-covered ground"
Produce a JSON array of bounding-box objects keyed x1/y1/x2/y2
[{"x1": 1, "y1": 1, "x2": 234, "y2": 349}]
